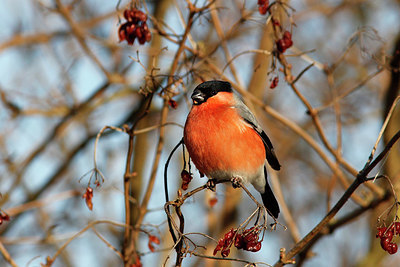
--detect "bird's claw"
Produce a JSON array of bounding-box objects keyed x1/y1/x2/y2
[
  {"x1": 231, "y1": 177, "x2": 242, "y2": 188},
  {"x1": 206, "y1": 179, "x2": 216, "y2": 191}
]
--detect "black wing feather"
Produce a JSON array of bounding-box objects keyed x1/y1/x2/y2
[{"x1": 244, "y1": 119, "x2": 281, "y2": 171}]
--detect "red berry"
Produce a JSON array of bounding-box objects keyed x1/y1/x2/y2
[
  {"x1": 376, "y1": 227, "x2": 387, "y2": 238},
  {"x1": 126, "y1": 34, "x2": 135, "y2": 45},
  {"x1": 283, "y1": 31, "x2": 292, "y2": 40},
  {"x1": 125, "y1": 24, "x2": 136, "y2": 35},
  {"x1": 384, "y1": 229, "x2": 394, "y2": 240},
  {"x1": 270, "y1": 76, "x2": 279, "y2": 89},
  {"x1": 246, "y1": 241, "x2": 262, "y2": 252},
  {"x1": 135, "y1": 26, "x2": 142, "y2": 38},
  {"x1": 123, "y1": 10, "x2": 130, "y2": 20},
  {"x1": 221, "y1": 248, "x2": 230, "y2": 257},
  {"x1": 234, "y1": 234, "x2": 245, "y2": 249},
  {"x1": 180, "y1": 170, "x2": 193, "y2": 190},
  {"x1": 395, "y1": 222, "x2": 400, "y2": 234},
  {"x1": 138, "y1": 36, "x2": 146, "y2": 45},
  {"x1": 224, "y1": 229, "x2": 236, "y2": 241},
  {"x1": 213, "y1": 242, "x2": 223, "y2": 255},
  {"x1": 168, "y1": 99, "x2": 178, "y2": 109},
  {"x1": 258, "y1": 5, "x2": 268, "y2": 15},
  {"x1": 145, "y1": 31, "x2": 152, "y2": 42},
  {"x1": 381, "y1": 237, "x2": 392, "y2": 251},
  {"x1": 276, "y1": 39, "x2": 286, "y2": 53},
  {"x1": 142, "y1": 22, "x2": 149, "y2": 31},
  {"x1": 119, "y1": 8, "x2": 150, "y2": 46},
  {"x1": 390, "y1": 243, "x2": 398, "y2": 254}
]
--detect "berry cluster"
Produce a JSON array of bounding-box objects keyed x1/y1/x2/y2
[
  {"x1": 258, "y1": 0, "x2": 269, "y2": 15},
  {"x1": 118, "y1": 8, "x2": 151, "y2": 45},
  {"x1": 0, "y1": 210, "x2": 10, "y2": 225},
  {"x1": 82, "y1": 186, "x2": 93, "y2": 211},
  {"x1": 181, "y1": 170, "x2": 193, "y2": 190},
  {"x1": 213, "y1": 227, "x2": 262, "y2": 257},
  {"x1": 276, "y1": 31, "x2": 293, "y2": 53},
  {"x1": 376, "y1": 222, "x2": 400, "y2": 255},
  {"x1": 234, "y1": 227, "x2": 262, "y2": 252}
]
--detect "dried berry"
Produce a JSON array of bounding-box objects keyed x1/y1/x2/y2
[
  {"x1": 148, "y1": 235, "x2": 160, "y2": 252},
  {"x1": 276, "y1": 31, "x2": 293, "y2": 53},
  {"x1": 221, "y1": 247, "x2": 231, "y2": 257},
  {"x1": 0, "y1": 210, "x2": 10, "y2": 225},
  {"x1": 270, "y1": 76, "x2": 279, "y2": 89},
  {"x1": 257, "y1": 0, "x2": 269, "y2": 15},
  {"x1": 180, "y1": 170, "x2": 193, "y2": 190},
  {"x1": 168, "y1": 99, "x2": 178, "y2": 109},
  {"x1": 82, "y1": 187, "x2": 94, "y2": 211},
  {"x1": 214, "y1": 229, "x2": 236, "y2": 257}
]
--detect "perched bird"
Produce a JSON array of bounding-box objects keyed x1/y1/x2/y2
[{"x1": 184, "y1": 80, "x2": 281, "y2": 218}]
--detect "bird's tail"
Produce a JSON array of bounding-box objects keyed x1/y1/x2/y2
[{"x1": 261, "y1": 167, "x2": 280, "y2": 218}]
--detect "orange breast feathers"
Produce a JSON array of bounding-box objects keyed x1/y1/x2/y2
[{"x1": 183, "y1": 92, "x2": 266, "y2": 177}]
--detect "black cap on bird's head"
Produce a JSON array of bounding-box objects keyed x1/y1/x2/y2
[{"x1": 191, "y1": 80, "x2": 233, "y2": 105}]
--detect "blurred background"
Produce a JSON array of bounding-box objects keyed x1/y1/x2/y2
[{"x1": 0, "y1": 0, "x2": 400, "y2": 266}]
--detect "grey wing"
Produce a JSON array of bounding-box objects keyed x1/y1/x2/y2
[{"x1": 234, "y1": 95, "x2": 281, "y2": 170}]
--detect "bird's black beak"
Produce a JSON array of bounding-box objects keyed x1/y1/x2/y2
[{"x1": 191, "y1": 89, "x2": 205, "y2": 105}]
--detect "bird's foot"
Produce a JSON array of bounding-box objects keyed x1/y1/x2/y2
[
  {"x1": 230, "y1": 177, "x2": 243, "y2": 189},
  {"x1": 206, "y1": 179, "x2": 216, "y2": 192}
]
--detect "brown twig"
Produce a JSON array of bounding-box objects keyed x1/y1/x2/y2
[
  {"x1": 274, "y1": 130, "x2": 400, "y2": 266},
  {"x1": 47, "y1": 220, "x2": 128, "y2": 266},
  {"x1": 122, "y1": 94, "x2": 153, "y2": 265},
  {"x1": 0, "y1": 241, "x2": 18, "y2": 267}
]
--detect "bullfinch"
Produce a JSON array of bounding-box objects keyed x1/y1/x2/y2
[{"x1": 183, "y1": 80, "x2": 281, "y2": 218}]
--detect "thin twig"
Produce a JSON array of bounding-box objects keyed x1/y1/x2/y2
[
  {"x1": 274, "y1": 130, "x2": 400, "y2": 266},
  {"x1": 0, "y1": 241, "x2": 18, "y2": 267}
]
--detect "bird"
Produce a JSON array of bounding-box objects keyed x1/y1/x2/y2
[{"x1": 183, "y1": 80, "x2": 281, "y2": 218}]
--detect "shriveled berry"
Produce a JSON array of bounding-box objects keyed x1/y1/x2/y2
[
  {"x1": 276, "y1": 31, "x2": 293, "y2": 53},
  {"x1": 221, "y1": 248, "x2": 230, "y2": 257},
  {"x1": 270, "y1": 76, "x2": 279, "y2": 89},
  {"x1": 213, "y1": 242, "x2": 223, "y2": 255},
  {"x1": 168, "y1": 99, "x2": 178, "y2": 109},
  {"x1": 247, "y1": 241, "x2": 262, "y2": 252},
  {"x1": 224, "y1": 229, "x2": 236, "y2": 241},
  {"x1": 258, "y1": 5, "x2": 268, "y2": 15},
  {"x1": 257, "y1": 0, "x2": 269, "y2": 15},
  {"x1": 234, "y1": 234, "x2": 245, "y2": 249},
  {"x1": 181, "y1": 170, "x2": 193, "y2": 190}
]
